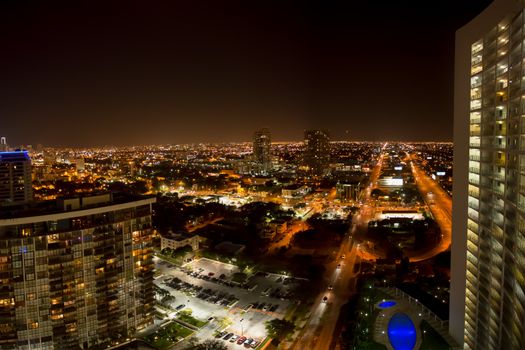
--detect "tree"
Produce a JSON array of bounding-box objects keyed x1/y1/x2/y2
[
  {"x1": 265, "y1": 318, "x2": 295, "y2": 340},
  {"x1": 371, "y1": 188, "x2": 386, "y2": 198},
  {"x1": 218, "y1": 316, "x2": 232, "y2": 329},
  {"x1": 185, "y1": 339, "x2": 227, "y2": 350}
]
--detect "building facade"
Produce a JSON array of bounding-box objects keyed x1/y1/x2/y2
[
  {"x1": 253, "y1": 128, "x2": 272, "y2": 174},
  {"x1": 0, "y1": 151, "x2": 33, "y2": 206},
  {"x1": 304, "y1": 130, "x2": 330, "y2": 175},
  {"x1": 0, "y1": 195, "x2": 156, "y2": 349},
  {"x1": 160, "y1": 233, "x2": 200, "y2": 251},
  {"x1": 0, "y1": 138, "x2": 7, "y2": 152},
  {"x1": 336, "y1": 182, "x2": 360, "y2": 202},
  {"x1": 452, "y1": 0, "x2": 525, "y2": 348}
]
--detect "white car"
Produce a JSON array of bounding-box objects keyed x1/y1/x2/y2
[{"x1": 230, "y1": 335, "x2": 239, "y2": 343}]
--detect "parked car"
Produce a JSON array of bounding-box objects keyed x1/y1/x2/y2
[
  {"x1": 175, "y1": 304, "x2": 185, "y2": 310},
  {"x1": 250, "y1": 340, "x2": 259, "y2": 348},
  {"x1": 223, "y1": 333, "x2": 234, "y2": 340},
  {"x1": 237, "y1": 336, "x2": 247, "y2": 345},
  {"x1": 230, "y1": 335, "x2": 239, "y2": 342}
]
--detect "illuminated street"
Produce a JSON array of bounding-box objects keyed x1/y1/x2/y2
[{"x1": 409, "y1": 155, "x2": 452, "y2": 261}]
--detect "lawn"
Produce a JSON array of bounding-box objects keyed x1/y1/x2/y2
[
  {"x1": 257, "y1": 337, "x2": 271, "y2": 349},
  {"x1": 155, "y1": 251, "x2": 183, "y2": 266},
  {"x1": 143, "y1": 321, "x2": 194, "y2": 350},
  {"x1": 420, "y1": 320, "x2": 452, "y2": 350},
  {"x1": 177, "y1": 310, "x2": 207, "y2": 328}
]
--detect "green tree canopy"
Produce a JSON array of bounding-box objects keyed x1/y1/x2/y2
[
  {"x1": 265, "y1": 318, "x2": 295, "y2": 340},
  {"x1": 185, "y1": 339, "x2": 227, "y2": 350}
]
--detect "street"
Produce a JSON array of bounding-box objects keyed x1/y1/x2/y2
[
  {"x1": 409, "y1": 156, "x2": 452, "y2": 261},
  {"x1": 287, "y1": 152, "x2": 385, "y2": 350}
]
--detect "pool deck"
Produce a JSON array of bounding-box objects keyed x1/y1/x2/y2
[{"x1": 373, "y1": 298, "x2": 422, "y2": 350}]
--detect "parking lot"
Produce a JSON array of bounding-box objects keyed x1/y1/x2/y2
[{"x1": 153, "y1": 257, "x2": 298, "y2": 349}]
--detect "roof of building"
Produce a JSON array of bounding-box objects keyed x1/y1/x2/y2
[
  {"x1": 0, "y1": 150, "x2": 30, "y2": 161},
  {"x1": 161, "y1": 231, "x2": 198, "y2": 241},
  {"x1": 0, "y1": 193, "x2": 155, "y2": 222},
  {"x1": 214, "y1": 241, "x2": 245, "y2": 255}
]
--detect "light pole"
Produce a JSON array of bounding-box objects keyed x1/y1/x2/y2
[{"x1": 240, "y1": 318, "x2": 244, "y2": 337}]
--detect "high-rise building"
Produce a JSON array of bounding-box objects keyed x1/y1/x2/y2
[
  {"x1": 253, "y1": 128, "x2": 272, "y2": 174},
  {"x1": 0, "y1": 194, "x2": 156, "y2": 349},
  {"x1": 75, "y1": 158, "x2": 85, "y2": 172},
  {"x1": 304, "y1": 130, "x2": 330, "y2": 175},
  {"x1": 0, "y1": 137, "x2": 7, "y2": 152},
  {"x1": 0, "y1": 151, "x2": 33, "y2": 206},
  {"x1": 452, "y1": 1, "x2": 525, "y2": 348}
]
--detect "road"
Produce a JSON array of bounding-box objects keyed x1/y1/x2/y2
[
  {"x1": 408, "y1": 156, "x2": 452, "y2": 261},
  {"x1": 267, "y1": 197, "x2": 326, "y2": 253},
  {"x1": 287, "y1": 153, "x2": 385, "y2": 350},
  {"x1": 353, "y1": 153, "x2": 384, "y2": 260},
  {"x1": 267, "y1": 220, "x2": 309, "y2": 253},
  {"x1": 290, "y1": 230, "x2": 357, "y2": 350},
  {"x1": 353, "y1": 151, "x2": 452, "y2": 262}
]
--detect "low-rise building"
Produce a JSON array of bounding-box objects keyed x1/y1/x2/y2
[
  {"x1": 336, "y1": 182, "x2": 361, "y2": 202},
  {"x1": 160, "y1": 232, "x2": 201, "y2": 251}
]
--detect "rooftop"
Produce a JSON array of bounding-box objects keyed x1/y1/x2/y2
[
  {"x1": 0, "y1": 192, "x2": 155, "y2": 221},
  {"x1": 0, "y1": 150, "x2": 30, "y2": 161}
]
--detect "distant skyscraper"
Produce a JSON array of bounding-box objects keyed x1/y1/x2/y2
[
  {"x1": 0, "y1": 194, "x2": 155, "y2": 349},
  {"x1": 75, "y1": 158, "x2": 85, "y2": 172},
  {"x1": 43, "y1": 149, "x2": 56, "y2": 166},
  {"x1": 304, "y1": 130, "x2": 330, "y2": 175},
  {"x1": 253, "y1": 128, "x2": 272, "y2": 174},
  {"x1": 0, "y1": 137, "x2": 7, "y2": 152},
  {"x1": 452, "y1": 0, "x2": 525, "y2": 349},
  {"x1": 0, "y1": 151, "x2": 33, "y2": 205}
]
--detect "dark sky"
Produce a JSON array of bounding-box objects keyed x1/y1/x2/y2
[{"x1": 0, "y1": 0, "x2": 492, "y2": 146}]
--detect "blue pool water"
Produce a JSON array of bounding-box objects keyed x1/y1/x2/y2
[
  {"x1": 378, "y1": 300, "x2": 397, "y2": 308},
  {"x1": 387, "y1": 313, "x2": 417, "y2": 350}
]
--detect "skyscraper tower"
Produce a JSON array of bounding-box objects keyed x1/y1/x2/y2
[
  {"x1": 0, "y1": 195, "x2": 155, "y2": 349},
  {"x1": 0, "y1": 137, "x2": 7, "y2": 152},
  {"x1": 304, "y1": 130, "x2": 330, "y2": 175},
  {"x1": 452, "y1": 0, "x2": 525, "y2": 348},
  {"x1": 0, "y1": 151, "x2": 33, "y2": 205},
  {"x1": 253, "y1": 128, "x2": 271, "y2": 174}
]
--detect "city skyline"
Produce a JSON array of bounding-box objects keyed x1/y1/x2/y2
[
  {"x1": 0, "y1": 1, "x2": 491, "y2": 146},
  {"x1": 0, "y1": 1, "x2": 512, "y2": 349}
]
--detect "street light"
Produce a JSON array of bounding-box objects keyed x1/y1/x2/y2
[{"x1": 240, "y1": 318, "x2": 244, "y2": 337}]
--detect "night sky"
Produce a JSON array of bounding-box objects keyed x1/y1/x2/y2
[{"x1": 0, "y1": 0, "x2": 492, "y2": 146}]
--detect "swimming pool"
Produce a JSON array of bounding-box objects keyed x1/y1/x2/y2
[
  {"x1": 387, "y1": 313, "x2": 417, "y2": 350},
  {"x1": 378, "y1": 300, "x2": 397, "y2": 308}
]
